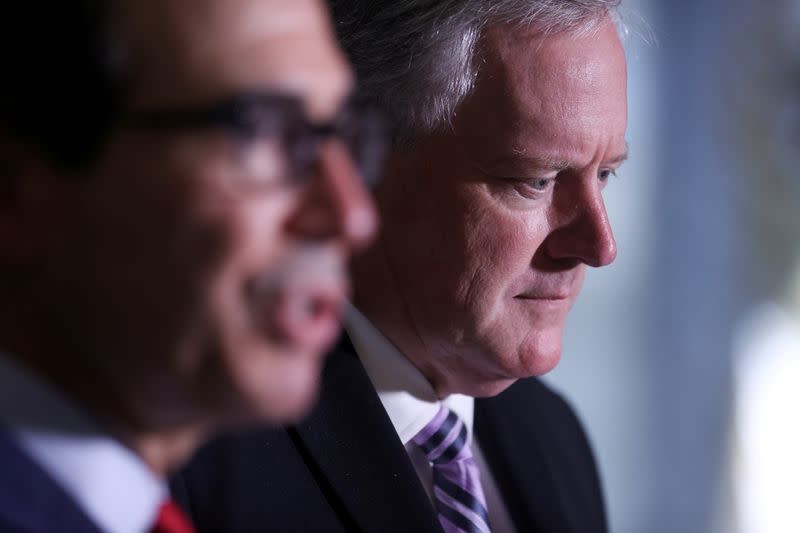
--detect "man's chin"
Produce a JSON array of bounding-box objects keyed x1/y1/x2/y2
[
  {"x1": 465, "y1": 377, "x2": 519, "y2": 398},
  {"x1": 257, "y1": 383, "x2": 320, "y2": 425},
  {"x1": 442, "y1": 332, "x2": 564, "y2": 397},
  {"x1": 520, "y1": 346, "x2": 562, "y2": 377},
  {"x1": 473, "y1": 339, "x2": 563, "y2": 396},
  {"x1": 463, "y1": 350, "x2": 561, "y2": 398},
  {"x1": 513, "y1": 325, "x2": 565, "y2": 375},
  {"x1": 227, "y1": 352, "x2": 323, "y2": 426}
]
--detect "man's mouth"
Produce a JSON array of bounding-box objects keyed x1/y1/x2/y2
[
  {"x1": 260, "y1": 284, "x2": 345, "y2": 345},
  {"x1": 515, "y1": 276, "x2": 578, "y2": 302},
  {"x1": 246, "y1": 250, "x2": 348, "y2": 353},
  {"x1": 515, "y1": 293, "x2": 570, "y2": 301}
]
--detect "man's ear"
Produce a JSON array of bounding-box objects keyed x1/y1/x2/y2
[{"x1": 0, "y1": 133, "x2": 69, "y2": 260}]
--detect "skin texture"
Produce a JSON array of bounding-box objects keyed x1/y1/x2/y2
[
  {"x1": 0, "y1": 0, "x2": 375, "y2": 474},
  {"x1": 353, "y1": 17, "x2": 628, "y2": 398}
]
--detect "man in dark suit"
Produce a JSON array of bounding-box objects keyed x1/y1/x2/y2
[
  {"x1": 177, "y1": 1, "x2": 628, "y2": 531},
  {"x1": 0, "y1": 0, "x2": 378, "y2": 531}
]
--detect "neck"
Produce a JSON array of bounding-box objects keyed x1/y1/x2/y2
[
  {"x1": 4, "y1": 348, "x2": 209, "y2": 477},
  {"x1": 0, "y1": 296, "x2": 209, "y2": 478},
  {"x1": 121, "y1": 425, "x2": 208, "y2": 477}
]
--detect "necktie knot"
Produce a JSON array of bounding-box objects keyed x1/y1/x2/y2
[
  {"x1": 413, "y1": 405, "x2": 492, "y2": 533},
  {"x1": 150, "y1": 499, "x2": 196, "y2": 533},
  {"x1": 413, "y1": 405, "x2": 471, "y2": 465}
]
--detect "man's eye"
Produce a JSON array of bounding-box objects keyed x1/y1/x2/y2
[
  {"x1": 598, "y1": 169, "x2": 617, "y2": 183},
  {"x1": 229, "y1": 106, "x2": 286, "y2": 143},
  {"x1": 229, "y1": 118, "x2": 262, "y2": 143},
  {"x1": 502, "y1": 177, "x2": 554, "y2": 199},
  {"x1": 230, "y1": 137, "x2": 290, "y2": 189},
  {"x1": 514, "y1": 178, "x2": 555, "y2": 192},
  {"x1": 526, "y1": 177, "x2": 554, "y2": 191}
]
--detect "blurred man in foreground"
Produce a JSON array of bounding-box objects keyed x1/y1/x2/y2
[
  {"x1": 0, "y1": 0, "x2": 376, "y2": 531},
  {"x1": 179, "y1": 0, "x2": 627, "y2": 531}
]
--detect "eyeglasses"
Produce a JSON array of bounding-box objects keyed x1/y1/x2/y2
[{"x1": 124, "y1": 92, "x2": 388, "y2": 189}]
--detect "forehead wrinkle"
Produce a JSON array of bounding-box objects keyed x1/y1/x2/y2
[
  {"x1": 607, "y1": 142, "x2": 629, "y2": 164},
  {"x1": 508, "y1": 149, "x2": 571, "y2": 171},
  {"x1": 456, "y1": 17, "x2": 626, "y2": 175},
  {"x1": 120, "y1": 0, "x2": 352, "y2": 118},
  {"x1": 492, "y1": 19, "x2": 625, "y2": 117},
  {"x1": 503, "y1": 115, "x2": 627, "y2": 172}
]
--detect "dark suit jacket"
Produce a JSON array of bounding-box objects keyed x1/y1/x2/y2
[
  {"x1": 174, "y1": 335, "x2": 608, "y2": 533},
  {"x1": 0, "y1": 430, "x2": 102, "y2": 533}
]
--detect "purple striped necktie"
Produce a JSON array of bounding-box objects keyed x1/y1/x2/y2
[{"x1": 412, "y1": 405, "x2": 493, "y2": 533}]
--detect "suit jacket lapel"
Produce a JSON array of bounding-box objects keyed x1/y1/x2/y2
[
  {"x1": 474, "y1": 399, "x2": 539, "y2": 532},
  {"x1": 289, "y1": 335, "x2": 442, "y2": 533},
  {"x1": 0, "y1": 429, "x2": 103, "y2": 533},
  {"x1": 475, "y1": 388, "x2": 568, "y2": 533}
]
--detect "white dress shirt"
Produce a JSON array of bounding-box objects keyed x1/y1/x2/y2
[
  {"x1": 345, "y1": 304, "x2": 516, "y2": 532},
  {"x1": 0, "y1": 353, "x2": 167, "y2": 533}
]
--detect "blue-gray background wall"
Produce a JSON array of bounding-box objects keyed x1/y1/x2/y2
[{"x1": 542, "y1": 1, "x2": 770, "y2": 531}]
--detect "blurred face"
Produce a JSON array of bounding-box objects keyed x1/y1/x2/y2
[
  {"x1": 41, "y1": 0, "x2": 376, "y2": 425},
  {"x1": 357, "y1": 18, "x2": 627, "y2": 397}
]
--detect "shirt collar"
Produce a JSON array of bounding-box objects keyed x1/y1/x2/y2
[
  {"x1": 344, "y1": 303, "x2": 474, "y2": 445},
  {"x1": 0, "y1": 352, "x2": 166, "y2": 533}
]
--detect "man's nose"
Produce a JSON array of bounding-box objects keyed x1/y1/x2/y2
[
  {"x1": 545, "y1": 181, "x2": 617, "y2": 268},
  {"x1": 286, "y1": 139, "x2": 378, "y2": 249}
]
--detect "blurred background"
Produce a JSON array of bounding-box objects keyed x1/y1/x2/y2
[{"x1": 544, "y1": 0, "x2": 800, "y2": 532}]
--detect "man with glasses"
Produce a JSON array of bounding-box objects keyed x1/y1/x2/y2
[{"x1": 0, "y1": 0, "x2": 378, "y2": 531}]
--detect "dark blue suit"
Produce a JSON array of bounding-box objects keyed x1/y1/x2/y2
[
  {"x1": 0, "y1": 430, "x2": 101, "y2": 533},
  {"x1": 174, "y1": 335, "x2": 608, "y2": 532}
]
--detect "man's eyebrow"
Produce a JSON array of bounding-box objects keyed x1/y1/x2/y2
[
  {"x1": 486, "y1": 142, "x2": 630, "y2": 173},
  {"x1": 501, "y1": 152, "x2": 572, "y2": 171},
  {"x1": 605, "y1": 144, "x2": 630, "y2": 166}
]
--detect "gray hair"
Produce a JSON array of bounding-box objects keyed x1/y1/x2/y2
[{"x1": 330, "y1": 0, "x2": 622, "y2": 144}]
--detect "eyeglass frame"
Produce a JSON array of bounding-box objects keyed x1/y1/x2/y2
[{"x1": 122, "y1": 91, "x2": 388, "y2": 189}]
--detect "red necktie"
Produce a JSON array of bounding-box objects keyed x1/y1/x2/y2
[{"x1": 150, "y1": 500, "x2": 196, "y2": 533}]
